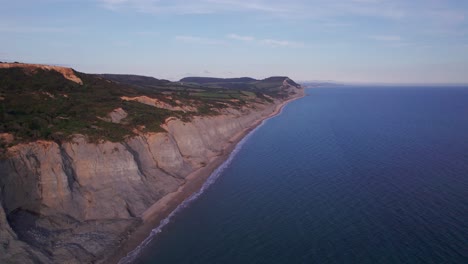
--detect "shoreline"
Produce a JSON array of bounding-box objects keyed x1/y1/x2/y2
[{"x1": 106, "y1": 91, "x2": 305, "y2": 264}]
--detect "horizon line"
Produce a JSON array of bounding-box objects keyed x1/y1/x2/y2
[
  {"x1": 2, "y1": 61, "x2": 468, "y2": 86},
  {"x1": 300, "y1": 81, "x2": 468, "y2": 86}
]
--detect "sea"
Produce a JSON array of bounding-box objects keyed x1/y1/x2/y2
[{"x1": 125, "y1": 86, "x2": 468, "y2": 264}]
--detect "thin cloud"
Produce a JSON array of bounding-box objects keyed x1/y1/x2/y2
[
  {"x1": 370, "y1": 35, "x2": 401, "y2": 41},
  {"x1": 135, "y1": 31, "x2": 160, "y2": 36},
  {"x1": 204, "y1": 0, "x2": 285, "y2": 13},
  {"x1": 227, "y1": 33, "x2": 304, "y2": 48},
  {"x1": 388, "y1": 42, "x2": 412, "y2": 48},
  {"x1": 101, "y1": 0, "x2": 128, "y2": 3},
  {"x1": 174, "y1": 34, "x2": 304, "y2": 48},
  {"x1": 175, "y1": 35, "x2": 223, "y2": 45},
  {"x1": 227, "y1": 33, "x2": 254, "y2": 41},
  {"x1": 97, "y1": 0, "x2": 468, "y2": 35},
  {"x1": 99, "y1": 0, "x2": 287, "y2": 15},
  {"x1": 351, "y1": 0, "x2": 383, "y2": 3},
  {"x1": 369, "y1": 35, "x2": 413, "y2": 48},
  {"x1": 0, "y1": 26, "x2": 66, "y2": 33},
  {"x1": 112, "y1": 41, "x2": 132, "y2": 47},
  {"x1": 261, "y1": 39, "x2": 304, "y2": 48},
  {"x1": 96, "y1": 0, "x2": 408, "y2": 19}
]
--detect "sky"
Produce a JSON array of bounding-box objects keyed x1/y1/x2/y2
[{"x1": 1, "y1": 0, "x2": 468, "y2": 83}]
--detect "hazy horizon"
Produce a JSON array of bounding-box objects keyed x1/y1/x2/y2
[{"x1": 1, "y1": 0, "x2": 467, "y2": 83}]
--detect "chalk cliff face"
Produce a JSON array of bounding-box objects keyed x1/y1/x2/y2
[{"x1": 0, "y1": 87, "x2": 303, "y2": 263}]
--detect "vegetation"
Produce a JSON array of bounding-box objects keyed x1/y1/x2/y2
[
  {"x1": 0, "y1": 68, "x2": 176, "y2": 144},
  {"x1": 179, "y1": 76, "x2": 301, "y2": 99},
  {"x1": 0, "y1": 66, "x2": 296, "y2": 147}
]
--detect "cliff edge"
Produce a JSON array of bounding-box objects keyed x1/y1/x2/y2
[
  {"x1": 0, "y1": 63, "x2": 304, "y2": 263},
  {"x1": 0, "y1": 63, "x2": 83, "y2": 84}
]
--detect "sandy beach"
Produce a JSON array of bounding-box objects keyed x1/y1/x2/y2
[{"x1": 105, "y1": 92, "x2": 305, "y2": 264}]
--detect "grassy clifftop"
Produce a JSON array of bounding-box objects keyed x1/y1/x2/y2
[
  {"x1": 0, "y1": 63, "x2": 301, "y2": 150},
  {"x1": 179, "y1": 76, "x2": 301, "y2": 97}
]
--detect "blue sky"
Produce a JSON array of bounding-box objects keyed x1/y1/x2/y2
[{"x1": 1, "y1": 0, "x2": 468, "y2": 83}]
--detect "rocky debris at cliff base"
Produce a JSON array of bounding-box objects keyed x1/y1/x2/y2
[{"x1": 0, "y1": 202, "x2": 50, "y2": 264}]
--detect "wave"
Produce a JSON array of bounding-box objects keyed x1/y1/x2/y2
[{"x1": 118, "y1": 107, "x2": 287, "y2": 264}]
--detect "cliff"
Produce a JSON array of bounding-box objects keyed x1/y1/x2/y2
[{"x1": 0, "y1": 63, "x2": 304, "y2": 263}]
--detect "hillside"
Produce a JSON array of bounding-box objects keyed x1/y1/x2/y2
[
  {"x1": 98, "y1": 74, "x2": 172, "y2": 92},
  {"x1": 180, "y1": 77, "x2": 257, "y2": 85},
  {"x1": 180, "y1": 76, "x2": 302, "y2": 97},
  {"x1": 0, "y1": 64, "x2": 300, "y2": 151}
]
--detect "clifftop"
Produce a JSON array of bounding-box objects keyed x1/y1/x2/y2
[
  {"x1": 179, "y1": 76, "x2": 302, "y2": 94},
  {"x1": 180, "y1": 77, "x2": 257, "y2": 84},
  {"x1": 0, "y1": 63, "x2": 302, "y2": 149},
  {"x1": 0, "y1": 62, "x2": 83, "y2": 84}
]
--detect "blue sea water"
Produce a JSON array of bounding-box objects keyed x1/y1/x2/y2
[{"x1": 131, "y1": 86, "x2": 468, "y2": 264}]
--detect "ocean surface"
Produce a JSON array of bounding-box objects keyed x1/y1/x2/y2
[{"x1": 130, "y1": 86, "x2": 468, "y2": 264}]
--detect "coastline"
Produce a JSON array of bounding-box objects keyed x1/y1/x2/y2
[{"x1": 105, "y1": 91, "x2": 305, "y2": 264}]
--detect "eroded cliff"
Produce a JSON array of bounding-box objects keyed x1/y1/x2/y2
[{"x1": 0, "y1": 86, "x2": 303, "y2": 263}]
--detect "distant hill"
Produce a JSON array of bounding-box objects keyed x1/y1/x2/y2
[
  {"x1": 99, "y1": 74, "x2": 172, "y2": 92},
  {"x1": 180, "y1": 77, "x2": 257, "y2": 85},
  {"x1": 180, "y1": 76, "x2": 302, "y2": 96},
  {"x1": 99, "y1": 74, "x2": 302, "y2": 97}
]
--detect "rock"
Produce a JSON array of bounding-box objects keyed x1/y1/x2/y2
[
  {"x1": 108, "y1": 108, "x2": 128, "y2": 123},
  {"x1": 0, "y1": 202, "x2": 50, "y2": 264},
  {"x1": 121, "y1": 96, "x2": 196, "y2": 112},
  {"x1": 0, "y1": 133, "x2": 14, "y2": 144}
]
